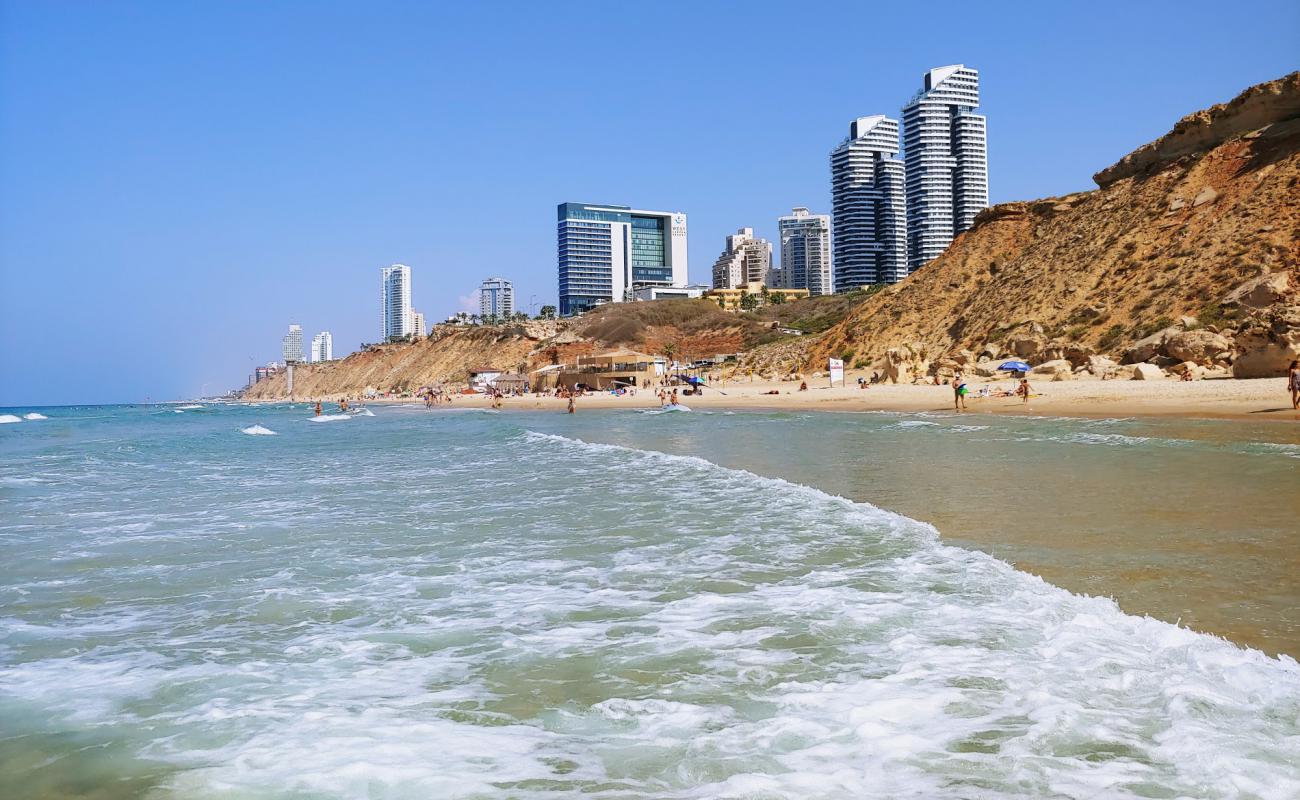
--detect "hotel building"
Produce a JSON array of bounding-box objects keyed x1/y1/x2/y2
[
  {"x1": 557, "y1": 202, "x2": 688, "y2": 316},
  {"x1": 381, "y1": 264, "x2": 413, "y2": 340},
  {"x1": 711, "y1": 228, "x2": 773, "y2": 290},
  {"x1": 775, "y1": 208, "x2": 833, "y2": 296},
  {"x1": 479, "y1": 277, "x2": 515, "y2": 320},
  {"x1": 281, "y1": 324, "x2": 303, "y2": 363},
  {"x1": 901, "y1": 64, "x2": 989, "y2": 271},
  {"x1": 830, "y1": 115, "x2": 907, "y2": 288}
]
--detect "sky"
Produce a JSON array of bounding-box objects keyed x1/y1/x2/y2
[{"x1": 1, "y1": 1, "x2": 1296, "y2": 405}]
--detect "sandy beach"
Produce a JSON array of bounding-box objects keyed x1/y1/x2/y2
[{"x1": 323, "y1": 375, "x2": 1300, "y2": 422}]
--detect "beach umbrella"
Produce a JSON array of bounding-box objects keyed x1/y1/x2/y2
[{"x1": 998, "y1": 360, "x2": 1032, "y2": 372}]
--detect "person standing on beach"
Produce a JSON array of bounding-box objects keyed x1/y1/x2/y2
[
  {"x1": 1289, "y1": 360, "x2": 1300, "y2": 409},
  {"x1": 314, "y1": 401, "x2": 322, "y2": 416},
  {"x1": 953, "y1": 370, "x2": 968, "y2": 412},
  {"x1": 1017, "y1": 378, "x2": 1031, "y2": 406},
  {"x1": 567, "y1": 394, "x2": 575, "y2": 414}
]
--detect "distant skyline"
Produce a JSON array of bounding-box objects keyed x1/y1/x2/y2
[{"x1": 1, "y1": 1, "x2": 1297, "y2": 405}]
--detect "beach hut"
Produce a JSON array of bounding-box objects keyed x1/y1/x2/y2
[
  {"x1": 467, "y1": 367, "x2": 503, "y2": 391},
  {"x1": 493, "y1": 373, "x2": 528, "y2": 393}
]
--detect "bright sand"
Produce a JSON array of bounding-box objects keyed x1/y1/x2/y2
[{"x1": 360, "y1": 375, "x2": 1300, "y2": 422}]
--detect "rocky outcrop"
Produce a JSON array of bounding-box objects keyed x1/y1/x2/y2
[
  {"x1": 1030, "y1": 359, "x2": 1072, "y2": 376},
  {"x1": 1232, "y1": 305, "x2": 1300, "y2": 378},
  {"x1": 1094, "y1": 72, "x2": 1300, "y2": 187},
  {"x1": 1164, "y1": 330, "x2": 1233, "y2": 362},
  {"x1": 1222, "y1": 273, "x2": 1291, "y2": 309},
  {"x1": 1132, "y1": 363, "x2": 1166, "y2": 381},
  {"x1": 1123, "y1": 327, "x2": 1181, "y2": 364}
]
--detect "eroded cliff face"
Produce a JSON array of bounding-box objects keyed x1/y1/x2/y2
[
  {"x1": 807, "y1": 73, "x2": 1300, "y2": 378},
  {"x1": 242, "y1": 300, "x2": 762, "y2": 399}
]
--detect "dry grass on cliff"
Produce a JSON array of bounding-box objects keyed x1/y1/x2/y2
[{"x1": 578, "y1": 299, "x2": 758, "y2": 346}]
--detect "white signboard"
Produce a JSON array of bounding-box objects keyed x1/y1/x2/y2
[{"x1": 828, "y1": 357, "x2": 844, "y2": 387}]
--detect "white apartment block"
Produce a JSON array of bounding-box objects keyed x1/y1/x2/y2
[
  {"x1": 830, "y1": 115, "x2": 907, "y2": 288},
  {"x1": 479, "y1": 277, "x2": 515, "y2": 320},
  {"x1": 381, "y1": 264, "x2": 413, "y2": 340},
  {"x1": 711, "y1": 228, "x2": 773, "y2": 290},
  {"x1": 902, "y1": 64, "x2": 989, "y2": 271},
  {"x1": 776, "y1": 208, "x2": 833, "y2": 296},
  {"x1": 310, "y1": 331, "x2": 333, "y2": 362}
]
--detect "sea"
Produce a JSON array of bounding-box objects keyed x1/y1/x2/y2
[{"x1": 1, "y1": 402, "x2": 1298, "y2": 799}]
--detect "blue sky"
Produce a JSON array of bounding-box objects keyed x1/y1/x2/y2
[{"x1": 1, "y1": 1, "x2": 1296, "y2": 405}]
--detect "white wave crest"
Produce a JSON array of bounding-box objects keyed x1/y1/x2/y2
[
  {"x1": 22, "y1": 413, "x2": 48, "y2": 420},
  {"x1": 241, "y1": 425, "x2": 278, "y2": 436},
  {"x1": 308, "y1": 414, "x2": 352, "y2": 423},
  {"x1": 0, "y1": 414, "x2": 22, "y2": 424}
]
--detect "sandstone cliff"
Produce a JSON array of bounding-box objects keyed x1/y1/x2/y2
[
  {"x1": 242, "y1": 300, "x2": 766, "y2": 399},
  {"x1": 806, "y1": 72, "x2": 1300, "y2": 380}
]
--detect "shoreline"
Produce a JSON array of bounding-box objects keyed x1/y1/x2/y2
[{"x1": 256, "y1": 376, "x2": 1300, "y2": 424}]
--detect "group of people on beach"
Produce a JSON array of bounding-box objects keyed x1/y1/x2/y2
[{"x1": 951, "y1": 369, "x2": 1030, "y2": 412}]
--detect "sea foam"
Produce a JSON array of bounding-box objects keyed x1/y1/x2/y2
[
  {"x1": 0, "y1": 414, "x2": 22, "y2": 424},
  {"x1": 240, "y1": 425, "x2": 278, "y2": 436}
]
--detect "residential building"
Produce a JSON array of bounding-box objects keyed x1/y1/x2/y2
[
  {"x1": 281, "y1": 324, "x2": 303, "y2": 363},
  {"x1": 631, "y1": 284, "x2": 709, "y2": 302},
  {"x1": 830, "y1": 115, "x2": 907, "y2": 288},
  {"x1": 557, "y1": 202, "x2": 688, "y2": 316},
  {"x1": 711, "y1": 228, "x2": 773, "y2": 290},
  {"x1": 707, "y1": 282, "x2": 810, "y2": 312},
  {"x1": 381, "y1": 264, "x2": 413, "y2": 340},
  {"x1": 775, "y1": 208, "x2": 833, "y2": 296},
  {"x1": 901, "y1": 64, "x2": 989, "y2": 271},
  {"x1": 412, "y1": 310, "x2": 426, "y2": 338},
  {"x1": 310, "y1": 331, "x2": 333, "y2": 363},
  {"x1": 479, "y1": 277, "x2": 515, "y2": 320}
]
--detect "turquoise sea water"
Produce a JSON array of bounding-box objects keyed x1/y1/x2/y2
[{"x1": 1, "y1": 403, "x2": 1298, "y2": 799}]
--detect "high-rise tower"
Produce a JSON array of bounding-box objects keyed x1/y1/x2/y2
[
  {"x1": 381, "y1": 264, "x2": 413, "y2": 341},
  {"x1": 901, "y1": 65, "x2": 988, "y2": 272},
  {"x1": 776, "y1": 208, "x2": 833, "y2": 296},
  {"x1": 830, "y1": 115, "x2": 907, "y2": 288}
]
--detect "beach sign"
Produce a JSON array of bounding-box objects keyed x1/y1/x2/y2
[{"x1": 828, "y1": 357, "x2": 845, "y2": 387}]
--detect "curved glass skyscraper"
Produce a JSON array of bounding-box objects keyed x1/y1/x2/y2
[
  {"x1": 901, "y1": 65, "x2": 989, "y2": 272},
  {"x1": 830, "y1": 115, "x2": 908, "y2": 289}
]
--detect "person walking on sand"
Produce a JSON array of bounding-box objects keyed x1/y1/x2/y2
[
  {"x1": 1289, "y1": 359, "x2": 1300, "y2": 409},
  {"x1": 1017, "y1": 378, "x2": 1031, "y2": 406},
  {"x1": 953, "y1": 370, "x2": 968, "y2": 412}
]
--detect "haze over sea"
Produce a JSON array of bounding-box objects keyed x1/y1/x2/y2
[{"x1": 1, "y1": 404, "x2": 1298, "y2": 799}]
